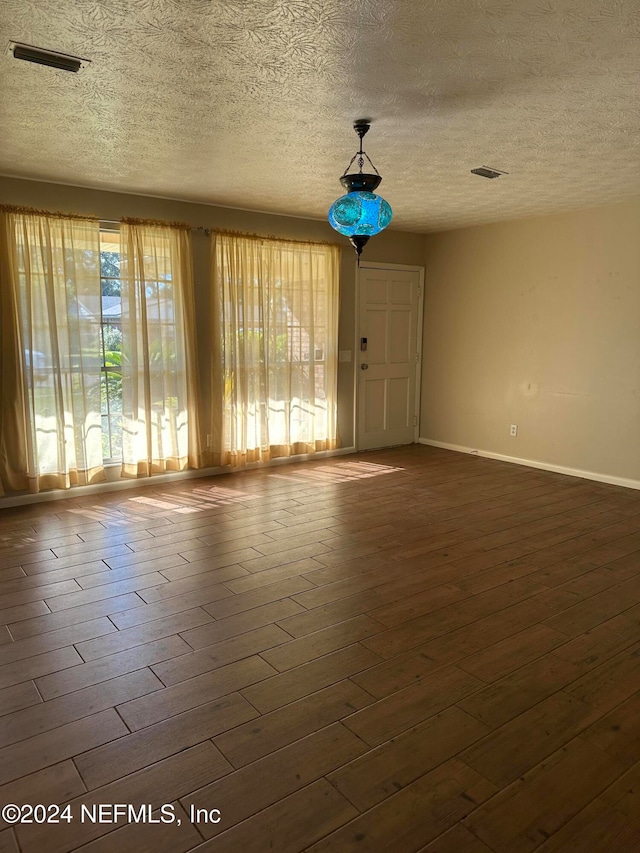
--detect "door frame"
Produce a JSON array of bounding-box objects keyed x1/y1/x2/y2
[{"x1": 354, "y1": 261, "x2": 425, "y2": 451}]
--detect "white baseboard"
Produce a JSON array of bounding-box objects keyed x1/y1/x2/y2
[
  {"x1": 0, "y1": 446, "x2": 358, "y2": 509},
  {"x1": 418, "y1": 438, "x2": 640, "y2": 492}
]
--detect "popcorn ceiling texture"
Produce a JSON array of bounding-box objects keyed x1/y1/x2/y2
[{"x1": 1, "y1": 0, "x2": 640, "y2": 232}]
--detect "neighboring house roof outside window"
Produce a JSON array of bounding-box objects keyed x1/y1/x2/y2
[
  {"x1": 75, "y1": 295, "x2": 176, "y2": 322},
  {"x1": 101, "y1": 296, "x2": 121, "y2": 319}
]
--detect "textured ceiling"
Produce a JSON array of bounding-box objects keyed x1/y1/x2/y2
[{"x1": 2, "y1": 0, "x2": 640, "y2": 232}]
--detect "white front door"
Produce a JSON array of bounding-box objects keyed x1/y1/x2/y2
[{"x1": 357, "y1": 265, "x2": 423, "y2": 450}]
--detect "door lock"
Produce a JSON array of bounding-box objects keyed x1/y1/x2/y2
[{"x1": 360, "y1": 363, "x2": 369, "y2": 370}]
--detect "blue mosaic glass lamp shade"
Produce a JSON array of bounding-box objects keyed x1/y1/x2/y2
[
  {"x1": 328, "y1": 191, "x2": 393, "y2": 238},
  {"x1": 328, "y1": 121, "x2": 393, "y2": 257}
]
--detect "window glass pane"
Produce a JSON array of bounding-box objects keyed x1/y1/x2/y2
[
  {"x1": 101, "y1": 277, "x2": 121, "y2": 297},
  {"x1": 100, "y1": 247, "x2": 120, "y2": 277},
  {"x1": 102, "y1": 324, "x2": 122, "y2": 366}
]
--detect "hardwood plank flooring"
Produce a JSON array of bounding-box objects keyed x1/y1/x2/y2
[{"x1": 1, "y1": 444, "x2": 640, "y2": 850}]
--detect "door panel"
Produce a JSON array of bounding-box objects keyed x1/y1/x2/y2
[
  {"x1": 390, "y1": 280, "x2": 412, "y2": 304},
  {"x1": 388, "y1": 377, "x2": 410, "y2": 429},
  {"x1": 357, "y1": 266, "x2": 422, "y2": 450},
  {"x1": 365, "y1": 378, "x2": 386, "y2": 432},
  {"x1": 389, "y1": 310, "x2": 411, "y2": 363},
  {"x1": 368, "y1": 311, "x2": 387, "y2": 363}
]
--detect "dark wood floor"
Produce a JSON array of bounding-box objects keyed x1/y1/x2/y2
[{"x1": 1, "y1": 445, "x2": 640, "y2": 852}]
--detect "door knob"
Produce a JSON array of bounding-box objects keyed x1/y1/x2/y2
[{"x1": 360, "y1": 363, "x2": 369, "y2": 370}]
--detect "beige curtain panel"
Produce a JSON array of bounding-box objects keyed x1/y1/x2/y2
[
  {"x1": 211, "y1": 232, "x2": 340, "y2": 466},
  {"x1": 0, "y1": 210, "x2": 105, "y2": 494},
  {"x1": 119, "y1": 221, "x2": 202, "y2": 478}
]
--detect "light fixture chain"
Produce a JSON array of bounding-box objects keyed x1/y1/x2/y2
[
  {"x1": 361, "y1": 151, "x2": 380, "y2": 176},
  {"x1": 341, "y1": 152, "x2": 360, "y2": 177},
  {"x1": 341, "y1": 150, "x2": 380, "y2": 178}
]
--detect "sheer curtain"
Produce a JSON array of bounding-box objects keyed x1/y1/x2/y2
[
  {"x1": 0, "y1": 208, "x2": 104, "y2": 494},
  {"x1": 211, "y1": 232, "x2": 340, "y2": 466},
  {"x1": 120, "y1": 221, "x2": 202, "y2": 477}
]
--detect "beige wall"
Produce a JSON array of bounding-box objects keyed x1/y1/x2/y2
[
  {"x1": 0, "y1": 176, "x2": 425, "y2": 450},
  {"x1": 421, "y1": 198, "x2": 640, "y2": 484}
]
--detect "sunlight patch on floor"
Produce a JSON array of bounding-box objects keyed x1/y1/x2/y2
[{"x1": 268, "y1": 461, "x2": 404, "y2": 485}]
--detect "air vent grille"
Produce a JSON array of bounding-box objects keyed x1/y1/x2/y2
[
  {"x1": 7, "y1": 41, "x2": 89, "y2": 72},
  {"x1": 471, "y1": 166, "x2": 508, "y2": 179}
]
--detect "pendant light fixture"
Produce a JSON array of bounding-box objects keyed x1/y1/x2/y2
[{"x1": 328, "y1": 120, "x2": 393, "y2": 258}]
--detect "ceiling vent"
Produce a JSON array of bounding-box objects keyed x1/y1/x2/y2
[
  {"x1": 7, "y1": 41, "x2": 90, "y2": 72},
  {"x1": 471, "y1": 166, "x2": 508, "y2": 179}
]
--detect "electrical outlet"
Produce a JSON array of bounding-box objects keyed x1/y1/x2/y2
[
  {"x1": 509, "y1": 424, "x2": 518, "y2": 437},
  {"x1": 207, "y1": 434, "x2": 212, "y2": 448}
]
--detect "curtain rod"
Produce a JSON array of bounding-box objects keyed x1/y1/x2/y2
[
  {"x1": 102, "y1": 220, "x2": 341, "y2": 247},
  {"x1": 101, "y1": 218, "x2": 212, "y2": 235}
]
